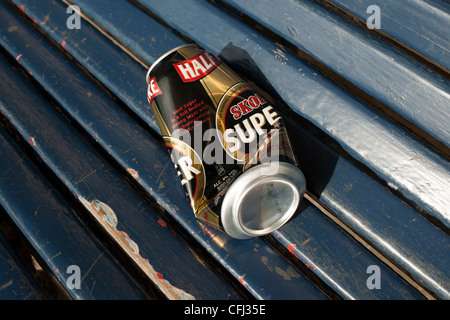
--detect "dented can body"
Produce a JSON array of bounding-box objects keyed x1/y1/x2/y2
[{"x1": 146, "y1": 44, "x2": 306, "y2": 239}]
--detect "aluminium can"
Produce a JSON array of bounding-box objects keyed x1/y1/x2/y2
[{"x1": 146, "y1": 44, "x2": 306, "y2": 239}]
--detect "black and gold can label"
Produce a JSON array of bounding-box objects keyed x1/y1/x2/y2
[{"x1": 146, "y1": 45, "x2": 299, "y2": 233}]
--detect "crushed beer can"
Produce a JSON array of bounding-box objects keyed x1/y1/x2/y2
[{"x1": 146, "y1": 44, "x2": 306, "y2": 239}]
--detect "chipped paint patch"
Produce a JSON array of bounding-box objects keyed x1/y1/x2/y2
[
  {"x1": 275, "y1": 265, "x2": 300, "y2": 281},
  {"x1": 272, "y1": 47, "x2": 288, "y2": 64},
  {"x1": 29, "y1": 136, "x2": 37, "y2": 146},
  {"x1": 286, "y1": 244, "x2": 298, "y2": 259},
  {"x1": 78, "y1": 196, "x2": 195, "y2": 300},
  {"x1": 157, "y1": 219, "x2": 167, "y2": 227},
  {"x1": 0, "y1": 280, "x2": 13, "y2": 292},
  {"x1": 7, "y1": 25, "x2": 18, "y2": 33},
  {"x1": 238, "y1": 274, "x2": 246, "y2": 285},
  {"x1": 387, "y1": 182, "x2": 399, "y2": 190},
  {"x1": 127, "y1": 168, "x2": 139, "y2": 179}
]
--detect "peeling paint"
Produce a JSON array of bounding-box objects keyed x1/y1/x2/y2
[
  {"x1": 0, "y1": 280, "x2": 13, "y2": 292},
  {"x1": 157, "y1": 219, "x2": 167, "y2": 227},
  {"x1": 29, "y1": 136, "x2": 37, "y2": 146},
  {"x1": 78, "y1": 196, "x2": 195, "y2": 300},
  {"x1": 261, "y1": 256, "x2": 272, "y2": 272},
  {"x1": 7, "y1": 25, "x2": 18, "y2": 32},
  {"x1": 275, "y1": 265, "x2": 300, "y2": 281},
  {"x1": 41, "y1": 14, "x2": 49, "y2": 25},
  {"x1": 286, "y1": 244, "x2": 298, "y2": 259},
  {"x1": 126, "y1": 168, "x2": 139, "y2": 179},
  {"x1": 238, "y1": 274, "x2": 246, "y2": 285}
]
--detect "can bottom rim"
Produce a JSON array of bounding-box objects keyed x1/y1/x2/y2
[{"x1": 221, "y1": 162, "x2": 306, "y2": 239}]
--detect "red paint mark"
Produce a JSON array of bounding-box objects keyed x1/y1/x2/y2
[
  {"x1": 156, "y1": 273, "x2": 163, "y2": 280},
  {"x1": 149, "y1": 187, "x2": 153, "y2": 195},
  {"x1": 62, "y1": 40, "x2": 66, "y2": 47},
  {"x1": 305, "y1": 264, "x2": 310, "y2": 268},
  {"x1": 127, "y1": 168, "x2": 139, "y2": 179},
  {"x1": 238, "y1": 274, "x2": 246, "y2": 285},
  {"x1": 33, "y1": 19, "x2": 37, "y2": 24},
  {"x1": 287, "y1": 244, "x2": 299, "y2": 259},
  {"x1": 16, "y1": 54, "x2": 23, "y2": 63},
  {"x1": 56, "y1": 269, "x2": 59, "y2": 273},
  {"x1": 20, "y1": 5, "x2": 24, "y2": 12},
  {"x1": 311, "y1": 264, "x2": 316, "y2": 270},
  {"x1": 157, "y1": 219, "x2": 167, "y2": 227},
  {"x1": 29, "y1": 71, "x2": 33, "y2": 75},
  {"x1": 29, "y1": 137, "x2": 36, "y2": 146}
]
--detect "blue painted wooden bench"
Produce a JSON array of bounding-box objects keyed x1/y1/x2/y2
[{"x1": 0, "y1": 0, "x2": 448, "y2": 300}]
